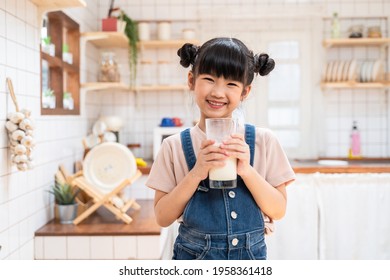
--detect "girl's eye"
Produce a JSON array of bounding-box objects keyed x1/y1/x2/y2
[
  {"x1": 204, "y1": 77, "x2": 214, "y2": 82},
  {"x1": 228, "y1": 82, "x2": 239, "y2": 87}
]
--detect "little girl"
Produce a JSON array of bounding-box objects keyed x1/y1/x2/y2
[{"x1": 146, "y1": 37, "x2": 296, "y2": 260}]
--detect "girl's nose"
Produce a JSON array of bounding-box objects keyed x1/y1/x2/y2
[{"x1": 210, "y1": 85, "x2": 225, "y2": 97}]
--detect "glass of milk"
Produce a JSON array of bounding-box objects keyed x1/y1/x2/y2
[{"x1": 205, "y1": 118, "x2": 237, "y2": 189}]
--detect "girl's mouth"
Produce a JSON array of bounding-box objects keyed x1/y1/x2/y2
[{"x1": 207, "y1": 100, "x2": 226, "y2": 109}]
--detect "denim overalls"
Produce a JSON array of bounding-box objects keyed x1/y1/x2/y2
[{"x1": 172, "y1": 124, "x2": 266, "y2": 260}]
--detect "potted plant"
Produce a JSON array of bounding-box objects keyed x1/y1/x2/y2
[
  {"x1": 42, "y1": 88, "x2": 55, "y2": 109},
  {"x1": 118, "y1": 10, "x2": 138, "y2": 89},
  {"x1": 49, "y1": 181, "x2": 80, "y2": 224},
  {"x1": 41, "y1": 36, "x2": 55, "y2": 56}
]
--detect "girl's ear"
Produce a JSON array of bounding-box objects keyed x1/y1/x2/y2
[
  {"x1": 241, "y1": 85, "x2": 251, "y2": 101},
  {"x1": 188, "y1": 71, "x2": 195, "y2": 90}
]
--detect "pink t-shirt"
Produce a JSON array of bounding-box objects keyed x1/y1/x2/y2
[
  {"x1": 146, "y1": 124, "x2": 295, "y2": 233},
  {"x1": 146, "y1": 124, "x2": 296, "y2": 193}
]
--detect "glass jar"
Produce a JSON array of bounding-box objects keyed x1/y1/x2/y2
[
  {"x1": 158, "y1": 60, "x2": 170, "y2": 85},
  {"x1": 367, "y1": 26, "x2": 382, "y2": 38},
  {"x1": 98, "y1": 52, "x2": 120, "y2": 82},
  {"x1": 140, "y1": 60, "x2": 153, "y2": 85}
]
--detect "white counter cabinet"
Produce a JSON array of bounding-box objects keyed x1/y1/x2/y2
[{"x1": 266, "y1": 173, "x2": 390, "y2": 260}]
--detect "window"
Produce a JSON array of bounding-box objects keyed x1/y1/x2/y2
[{"x1": 40, "y1": 11, "x2": 80, "y2": 115}]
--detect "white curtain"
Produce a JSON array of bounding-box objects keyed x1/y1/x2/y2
[{"x1": 160, "y1": 173, "x2": 390, "y2": 260}]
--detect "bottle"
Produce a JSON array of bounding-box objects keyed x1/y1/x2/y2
[
  {"x1": 348, "y1": 121, "x2": 361, "y2": 159},
  {"x1": 331, "y1": 12, "x2": 341, "y2": 38}
]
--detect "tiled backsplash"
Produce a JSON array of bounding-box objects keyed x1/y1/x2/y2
[{"x1": 0, "y1": 0, "x2": 390, "y2": 260}]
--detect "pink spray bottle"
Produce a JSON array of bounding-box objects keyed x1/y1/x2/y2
[{"x1": 349, "y1": 120, "x2": 362, "y2": 159}]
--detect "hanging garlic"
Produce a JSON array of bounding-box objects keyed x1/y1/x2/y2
[
  {"x1": 25, "y1": 129, "x2": 34, "y2": 136},
  {"x1": 19, "y1": 118, "x2": 33, "y2": 131},
  {"x1": 17, "y1": 163, "x2": 28, "y2": 171},
  {"x1": 5, "y1": 121, "x2": 18, "y2": 132},
  {"x1": 21, "y1": 135, "x2": 34, "y2": 148},
  {"x1": 13, "y1": 154, "x2": 28, "y2": 164},
  {"x1": 14, "y1": 144, "x2": 27, "y2": 155},
  {"x1": 11, "y1": 129, "x2": 25, "y2": 141},
  {"x1": 8, "y1": 112, "x2": 25, "y2": 124}
]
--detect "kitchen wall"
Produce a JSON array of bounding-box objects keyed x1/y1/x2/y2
[{"x1": 0, "y1": 0, "x2": 389, "y2": 260}]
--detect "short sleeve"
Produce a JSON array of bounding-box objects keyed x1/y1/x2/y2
[
  {"x1": 263, "y1": 130, "x2": 296, "y2": 187},
  {"x1": 145, "y1": 139, "x2": 177, "y2": 193}
]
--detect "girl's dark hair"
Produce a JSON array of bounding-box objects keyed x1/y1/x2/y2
[{"x1": 177, "y1": 37, "x2": 275, "y2": 86}]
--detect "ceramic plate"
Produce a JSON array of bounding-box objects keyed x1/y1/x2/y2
[
  {"x1": 366, "y1": 60, "x2": 374, "y2": 83},
  {"x1": 83, "y1": 142, "x2": 137, "y2": 193},
  {"x1": 326, "y1": 61, "x2": 334, "y2": 82},
  {"x1": 331, "y1": 61, "x2": 339, "y2": 82},
  {"x1": 372, "y1": 60, "x2": 384, "y2": 82},
  {"x1": 342, "y1": 60, "x2": 351, "y2": 82},
  {"x1": 348, "y1": 60, "x2": 357, "y2": 81},
  {"x1": 103, "y1": 131, "x2": 117, "y2": 142},
  {"x1": 336, "y1": 61, "x2": 345, "y2": 82}
]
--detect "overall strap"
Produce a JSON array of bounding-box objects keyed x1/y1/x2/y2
[
  {"x1": 180, "y1": 128, "x2": 196, "y2": 170},
  {"x1": 244, "y1": 124, "x2": 255, "y2": 166}
]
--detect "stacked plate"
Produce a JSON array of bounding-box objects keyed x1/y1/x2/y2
[{"x1": 322, "y1": 59, "x2": 384, "y2": 83}]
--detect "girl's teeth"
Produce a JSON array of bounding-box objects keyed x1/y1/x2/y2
[{"x1": 209, "y1": 101, "x2": 224, "y2": 106}]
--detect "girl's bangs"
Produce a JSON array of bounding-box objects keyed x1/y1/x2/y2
[{"x1": 197, "y1": 44, "x2": 246, "y2": 82}]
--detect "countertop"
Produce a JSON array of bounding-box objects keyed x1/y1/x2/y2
[
  {"x1": 35, "y1": 199, "x2": 160, "y2": 236},
  {"x1": 139, "y1": 158, "x2": 390, "y2": 174},
  {"x1": 291, "y1": 158, "x2": 390, "y2": 173}
]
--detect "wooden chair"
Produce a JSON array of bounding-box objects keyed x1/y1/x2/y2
[{"x1": 57, "y1": 165, "x2": 142, "y2": 225}]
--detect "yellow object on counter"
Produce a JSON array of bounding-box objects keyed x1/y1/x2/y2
[{"x1": 136, "y1": 158, "x2": 148, "y2": 167}]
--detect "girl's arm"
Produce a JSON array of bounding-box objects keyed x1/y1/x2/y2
[
  {"x1": 153, "y1": 139, "x2": 229, "y2": 227},
  {"x1": 222, "y1": 133, "x2": 288, "y2": 220}
]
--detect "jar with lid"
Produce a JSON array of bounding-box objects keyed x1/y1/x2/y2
[
  {"x1": 98, "y1": 52, "x2": 120, "y2": 82},
  {"x1": 157, "y1": 21, "x2": 171, "y2": 40},
  {"x1": 367, "y1": 26, "x2": 382, "y2": 38}
]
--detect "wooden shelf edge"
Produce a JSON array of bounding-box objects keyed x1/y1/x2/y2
[
  {"x1": 81, "y1": 32, "x2": 129, "y2": 48},
  {"x1": 323, "y1": 38, "x2": 390, "y2": 48},
  {"x1": 81, "y1": 82, "x2": 130, "y2": 91},
  {"x1": 321, "y1": 82, "x2": 390, "y2": 89},
  {"x1": 135, "y1": 85, "x2": 189, "y2": 91},
  {"x1": 31, "y1": 0, "x2": 86, "y2": 9},
  {"x1": 138, "y1": 39, "x2": 200, "y2": 48}
]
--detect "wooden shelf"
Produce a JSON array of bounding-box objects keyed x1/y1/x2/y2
[
  {"x1": 31, "y1": 0, "x2": 86, "y2": 9},
  {"x1": 81, "y1": 82, "x2": 130, "y2": 91},
  {"x1": 138, "y1": 39, "x2": 200, "y2": 49},
  {"x1": 82, "y1": 83, "x2": 189, "y2": 92},
  {"x1": 135, "y1": 85, "x2": 189, "y2": 91},
  {"x1": 81, "y1": 32, "x2": 129, "y2": 48},
  {"x1": 321, "y1": 82, "x2": 390, "y2": 89},
  {"x1": 323, "y1": 38, "x2": 390, "y2": 48}
]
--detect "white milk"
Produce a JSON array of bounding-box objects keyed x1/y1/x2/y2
[{"x1": 209, "y1": 157, "x2": 237, "y2": 181}]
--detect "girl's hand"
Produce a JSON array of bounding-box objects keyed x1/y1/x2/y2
[
  {"x1": 221, "y1": 133, "x2": 251, "y2": 177},
  {"x1": 191, "y1": 139, "x2": 228, "y2": 181}
]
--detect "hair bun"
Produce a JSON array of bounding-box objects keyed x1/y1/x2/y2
[
  {"x1": 254, "y1": 53, "x2": 275, "y2": 76},
  {"x1": 177, "y1": 43, "x2": 198, "y2": 68}
]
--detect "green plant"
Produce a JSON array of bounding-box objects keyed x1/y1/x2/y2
[
  {"x1": 49, "y1": 181, "x2": 80, "y2": 205},
  {"x1": 118, "y1": 10, "x2": 138, "y2": 88},
  {"x1": 42, "y1": 36, "x2": 51, "y2": 45},
  {"x1": 43, "y1": 88, "x2": 54, "y2": 97}
]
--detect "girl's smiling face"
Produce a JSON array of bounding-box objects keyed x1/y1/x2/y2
[{"x1": 189, "y1": 72, "x2": 251, "y2": 129}]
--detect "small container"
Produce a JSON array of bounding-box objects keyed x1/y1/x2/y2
[
  {"x1": 182, "y1": 28, "x2": 195, "y2": 40},
  {"x1": 138, "y1": 22, "x2": 150, "y2": 41},
  {"x1": 367, "y1": 26, "x2": 382, "y2": 38},
  {"x1": 157, "y1": 21, "x2": 171, "y2": 40},
  {"x1": 348, "y1": 25, "x2": 363, "y2": 38},
  {"x1": 98, "y1": 52, "x2": 120, "y2": 82}
]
